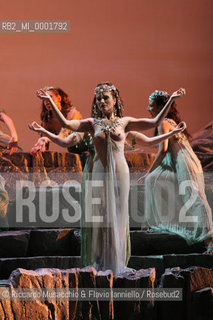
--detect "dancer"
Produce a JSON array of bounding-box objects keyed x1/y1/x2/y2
[
  {"x1": 0, "y1": 109, "x2": 19, "y2": 227},
  {"x1": 30, "y1": 87, "x2": 82, "y2": 155},
  {"x1": 0, "y1": 109, "x2": 19, "y2": 155},
  {"x1": 29, "y1": 83, "x2": 186, "y2": 274},
  {"x1": 143, "y1": 90, "x2": 213, "y2": 253}
]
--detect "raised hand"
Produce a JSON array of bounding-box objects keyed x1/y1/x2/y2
[
  {"x1": 173, "y1": 121, "x2": 187, "y2": 133},
  {"x1": 30, "y1": 137, "x2": 48, "y2": 156},
  {"x1": 36, "y1": 89, "x2": 50, "y2": 100},
  {"x1": 28, "y1": 121, "x2": 45, "y2": 133},
  {"x1": 171, "y1": 88, "x2": 186, "y2": 99}
]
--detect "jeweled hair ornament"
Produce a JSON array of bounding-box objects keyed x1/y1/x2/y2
[
  {"x1": 94, "y1": 84, "x2": 117, "y2": 95},
  {"x1": 149, "y1": 90, "x2": 169, "y2": 102}
]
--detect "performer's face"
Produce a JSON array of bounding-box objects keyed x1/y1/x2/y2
[
  {"x1": 44, "y1": 90, "x2": 62, "y2": 111},
  {"x1": 96, "y1": 91, "x2": 116, "y2": 116},
  {"x1": 147, "y1": 100, "x2": 159, "y2": 117}
]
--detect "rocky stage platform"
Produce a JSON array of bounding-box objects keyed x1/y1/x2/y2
[
  {"x1": 0, "y1": 148, "x2": 212, "y2": 319},
  {"x1": 0, "y1": 228, "x2": 213, "y2": 320}
]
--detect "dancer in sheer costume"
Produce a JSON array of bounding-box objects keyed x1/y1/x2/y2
[
  {"x1": 141, "y1": 90, "x2": 213, "y2": 253},
  {"x1": 29, "y1": 83, "x2": 186, "y2": 273}
]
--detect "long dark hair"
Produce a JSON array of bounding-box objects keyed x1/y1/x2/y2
[
  {"x1": 91, "y1": 82, "x2": 124, "y2": 118},
  {"x1": 151, "y1": 92, "x2": 191, "y2": 139},
  {"x1": 41, "y1": 87, "x2": 73, "y2": 122}
]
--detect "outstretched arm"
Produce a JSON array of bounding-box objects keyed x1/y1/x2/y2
[
  {"x1": 127, "y1": 121, "x2": 186, "y2": 147},
  {"x1": 29, "y1": 122, "x2": 84, "y2": 148},
  {"x1": 30, "y1": 126, "x2": 71, "y2": 155},
  {"x1": 36, "y1": 89, "x2": 91, "y2": 132},
  {"x1": 126, "y1": 88, "x2": 185, "y2": 132},
  {"x1": 0, "y1": 112, "x2": 18, "y2": 155}
]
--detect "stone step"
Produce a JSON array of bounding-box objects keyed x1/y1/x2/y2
[
  {"x1": 129, "y1": 254, "x2": 213, "y2": 279},
  {"x1": 0, "y1": 229, "x2": 80, "y2": 258},
  {"x1": 0, "y1": 254, "x2": 212, "y2": 281},
  {"x1": 0, "y1": 256, "x2": 81, "y2": 280},
  {"x1": 130, "y1": 230, "x2": 205, "y2": 255},
  {"x1": 0, "y1": 228, "x2": 206, "y2": 259},
  {"x1": 0, "y1": 265, "x2": 212, "y2": 320},
  {"x1": 0, "y1": 266, "x2": 156, "y2": 320}
]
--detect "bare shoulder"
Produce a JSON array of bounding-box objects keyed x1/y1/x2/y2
[
  {"x1": 86, "y1": 117, "x2": 94, "y2": 123},
  {"x1": 121, "y1": 116, "x2": 135, "y2": 125},
  {"x1": 122, "y1": 116, "x2": 135, "y2": 121},
  {"x1": 85, "y1": 118, "x2": 97, "y2": 131},
  {"x1": 79, "y1": 117, "x2": 93, "y2": 125},
  {"x1": 160, "y1": 119, "x2": 174, "y2": 133},
  {"x1": 87, "y1": 117, "x2": 98, "y2": 125},
  {"x1": 163, "y1": 118, "x2": 177, "y2": 127}
]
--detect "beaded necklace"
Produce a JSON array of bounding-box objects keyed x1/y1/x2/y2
[{"x1": 94, "y1": 117, "x2": 121, "y2": 134}]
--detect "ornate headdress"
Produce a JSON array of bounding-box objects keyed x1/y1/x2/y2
[
  {"x1": 149, "y1": 90, "x2": 169, "y2": 102},
  {"x1": 94, "y1": 84, "x2": 117, "y2": 95}
]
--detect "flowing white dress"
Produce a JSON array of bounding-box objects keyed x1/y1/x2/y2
[
  {"x1": 81, "y1": 118, "x2": 131, "y2": 274},
  {"x1": 145, "y1": 119, "x2": 213, "y2": 244}
]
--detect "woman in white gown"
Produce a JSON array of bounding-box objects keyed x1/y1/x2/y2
[
  {"x1": 142, "y1": 90, "x2": 213, "y2": 253},
  {"x1": 29, "y1": 83, "x2": 186, "y2": 274}
]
